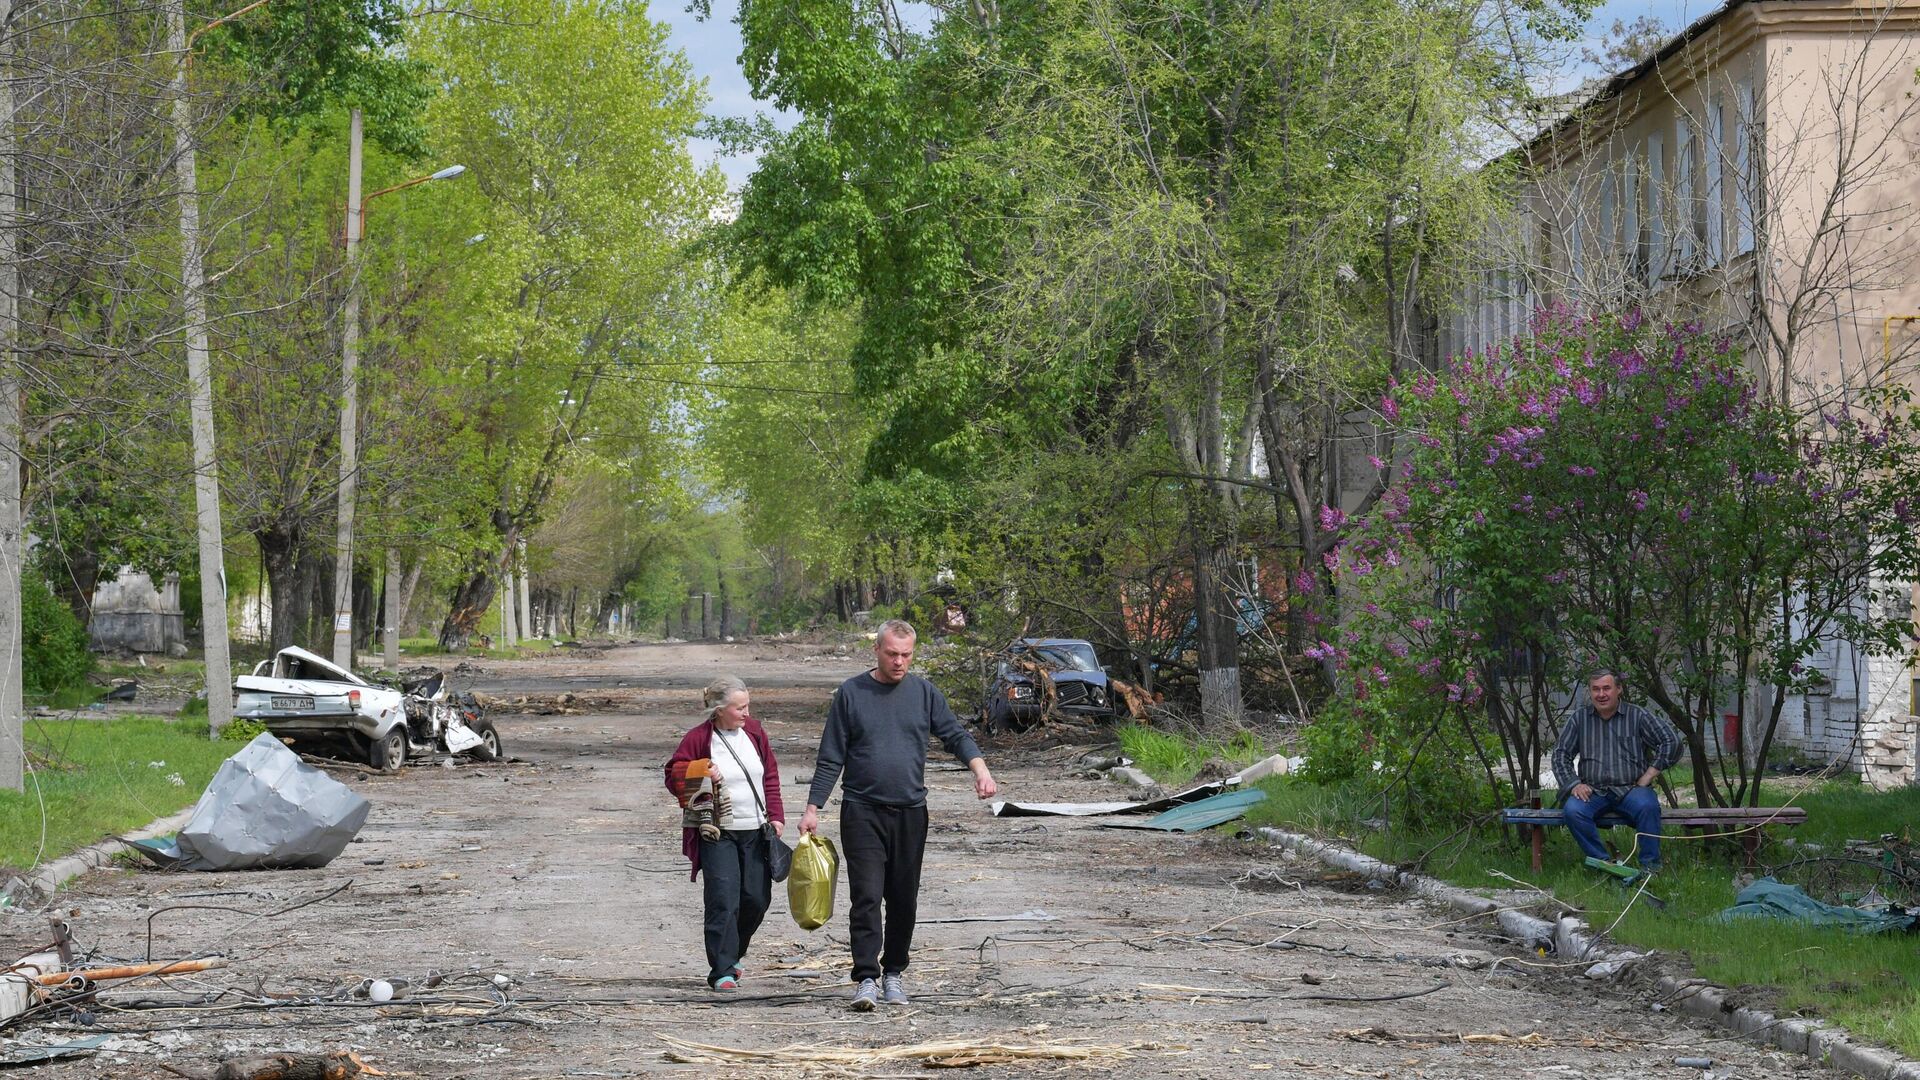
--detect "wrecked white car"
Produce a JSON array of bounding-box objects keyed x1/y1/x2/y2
[{"x1": 233, "y1": 646, "x2": 501, "y2": 772}]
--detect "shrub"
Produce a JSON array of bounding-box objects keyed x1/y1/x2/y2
[
  {"x1": 1310, "y1": 308, "x2": 1920, "y2": 817},
  {"x1": 23, "y1": 572, "x2": 93, "y2": 694}
]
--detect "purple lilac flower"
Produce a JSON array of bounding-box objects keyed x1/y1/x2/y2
[
  {"x1": 1381, "y1": 395, "x2": 1400, "y2": 421},
  {"x1": 1318, "y1": 505, "x2": 1347, "y2": 532},
  {"x1": 1630, "y1": 490, "x2": 1649, "y2": 511}
]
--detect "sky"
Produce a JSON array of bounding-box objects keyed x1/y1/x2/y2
[{"x1": 656, "y1": 0, "x2": 1729, "y2": 193}]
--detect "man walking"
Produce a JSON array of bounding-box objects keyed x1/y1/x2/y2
[
  {"x1": 800, "y1": 619, "x2": 998, "y2": 1011},
  {"x1": 1550, "y1": 670, "x2": 1682, "y2": 872}
]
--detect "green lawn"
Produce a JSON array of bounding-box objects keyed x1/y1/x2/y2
[
  {"x1": 2, "y1": 716, "x2": 233, "y2": 871},
  {"x1": 1242, "y1": 773, "x2": 1920, "y2": 1057}
]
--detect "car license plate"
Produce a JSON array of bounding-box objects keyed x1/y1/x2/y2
[{"x1": 270, "y1": 696, "x2": 314, "y2": 710}]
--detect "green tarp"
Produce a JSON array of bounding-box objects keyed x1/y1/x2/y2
[{"x1": 1716, "y1": 877, "x2": 1915, "y2": 934}]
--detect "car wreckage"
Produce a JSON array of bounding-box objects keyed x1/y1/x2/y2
[
  {"x1": 983, "y1": 637, "x2": 1149, "y2": 731},
  {"x1": 233, "y1": 646, "x2": 500, "y2": 772}
]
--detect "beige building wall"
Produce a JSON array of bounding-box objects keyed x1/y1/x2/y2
[{"x1": 1444, "y1": 1, "x2": 1920, "y2": 778}]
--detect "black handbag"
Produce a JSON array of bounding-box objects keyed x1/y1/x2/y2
[{"x1": 715, "y1": 727, "x2": 793, "y2": 882}]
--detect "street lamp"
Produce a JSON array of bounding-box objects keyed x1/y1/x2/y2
[{"x1": 330, "y1": 114, "x2": 468, "y2": 670}]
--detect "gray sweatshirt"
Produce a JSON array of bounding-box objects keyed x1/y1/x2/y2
[{"x1": 807, "y1": 671, "x2": 983, "y2": 809}]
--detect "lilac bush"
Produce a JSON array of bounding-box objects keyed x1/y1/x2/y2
[{"x1": 1305, "y1": 308, "x2": 1920, "y2": 814}]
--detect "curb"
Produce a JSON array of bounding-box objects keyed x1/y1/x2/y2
[
  {"x1": 1255, "y1": 826, "x2": 1920, "y2": 1080},
  {"x1": 3, "y1": 808, "x2": 195, "y2": 909}
]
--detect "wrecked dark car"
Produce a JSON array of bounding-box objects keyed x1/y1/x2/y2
[{"x1": 983, "y1": 638, "x2": 1118, "y2": 731}]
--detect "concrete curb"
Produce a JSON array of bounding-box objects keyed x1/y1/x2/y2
[
  {"x1": 3, "y1": 808, "x2": 194, "y2": 909},
  {"x1": 1255, "y1": 826, "x2": 1920, "y2": 1080}
]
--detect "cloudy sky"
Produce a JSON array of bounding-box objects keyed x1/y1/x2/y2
[{"x1": 657, "y1": 0, "x2": 1727, "y2": 192}]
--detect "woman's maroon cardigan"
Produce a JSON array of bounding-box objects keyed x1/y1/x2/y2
[{"x1": 664, "y1": 718, "x2": 784, "y2": 881}]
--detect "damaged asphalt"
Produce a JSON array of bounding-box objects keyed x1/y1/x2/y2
[{"x1": 0, "y1": 642, "x2": 1853, "y2": 1077}]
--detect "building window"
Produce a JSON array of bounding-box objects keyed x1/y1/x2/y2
[
  {"x1": 1599, "y1": 172, "x2": 1616, "y2": 261},
  {"x1": 1735, "y1": 77, "x2": 1756, "y2": 255},
  {"x1": 1705, "y1": 96, "x2": 1725, "y2": 266},
  {"x1": 1675, "y1": 115, "x2": 1696, "y2": 268},
  {"x1": 1646, "y1": 132, "x2": 1666, "y2": 286},
  {"x1": 1622, "y1": 155, "x2": 1641, "y2": 283}
]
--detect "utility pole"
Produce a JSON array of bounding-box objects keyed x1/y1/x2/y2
[
  {"x1": 170, "y1": 0, "x2": 238, "y2": 734},
  {"x1": 517, "y1": 540, "x2": 532, "y2": 641},
  {"x1": 0, "y1": 0, "x2": 21, "y2": 790},
  {"x1": 331, "y1": 108, "x2": 362, "y2": 670},
  {"x1": 383, "y1": 538, "x2": 401, "y2": 670}
]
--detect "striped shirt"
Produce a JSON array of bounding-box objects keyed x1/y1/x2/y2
[{"x1": 1551, "y1": 702, "x2": 1683, "y2": 794}]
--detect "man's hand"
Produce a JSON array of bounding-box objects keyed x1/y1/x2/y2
[
  {"x1": 1570, "y1": 783, "x2": 1595, "y2": 802},
  {"x1": 971, "y1": 760, "x2": 997, "y2": 800},
  {"x1": 799, "y1": 805, "x2": 820, "y2": 836},
  {"x1": 1636, "y1": 767, "x2": 1660, "y2": 788}
]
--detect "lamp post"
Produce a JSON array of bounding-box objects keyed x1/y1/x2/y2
[
  {"x1": 330, "y1": 112, "x2": 464, "y2": 670},
  {"x1": 169, "y1": 0, "x2": 269, "y2": 737}
]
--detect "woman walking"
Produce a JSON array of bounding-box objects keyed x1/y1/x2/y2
[{"x1": 665, "y1": 676, "x2": 784, "y2": 990}]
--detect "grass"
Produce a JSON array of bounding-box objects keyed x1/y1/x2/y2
[
  {"x1": 1117, "y1": 723, "x2": 1270, "y2": 786},
  {"x1": 2, "y1": 715, "x2": 234, "y2": 872},
  {"x1": 1244, "y1": 772, "x2": 1920, "y2": 1057},
  {"x1": 28, "y1": 684, "x2": 106, "y2": 710}
]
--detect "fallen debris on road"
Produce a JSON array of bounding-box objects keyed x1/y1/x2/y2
[
  {"x1": 124, "y1": 733, "x2": 369, "y2": 871},
  {"x1": 1101, "y1": 788, "x2": 1268, "y2": 832},
  {"x1": 659, "y1": 1034, "x2": 1159, "y2": 1068},
  {"x1": 990, "y1": 753, "x2": 1298, "y2": 818},
  {"x1": 158, "y1": 1049, "x2": 384, "y2": 1080}
]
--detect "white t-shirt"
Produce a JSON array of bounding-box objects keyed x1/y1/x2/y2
[{"x1": 709, "y1": 726, "x2": 767, "y2": 831}]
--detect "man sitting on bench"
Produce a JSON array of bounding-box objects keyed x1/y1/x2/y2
[{"x1": 1550, "y1": 670, "x2": 1683, "y2": 874}]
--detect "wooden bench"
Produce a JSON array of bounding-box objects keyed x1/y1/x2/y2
[{"x1": 1501, "y1": 805, "x2": 1808, "y2": 871}]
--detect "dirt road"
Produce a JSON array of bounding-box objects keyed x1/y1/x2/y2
[{"x1": 2, "y1": 642, "x2": 1835, "y2": 1077}]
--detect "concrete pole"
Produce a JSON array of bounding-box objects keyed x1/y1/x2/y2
[
  {"x1": 517, "y1": 540, "x2": 532, "y2": 641},
  {"x1": 330, "y1": 108, "x2": 362, "y2": 670},
  {"x1": 383, "y1": 540, "x2": 400, "y2": 671},
  {"x1": 0, "y1": 0, "x2": 20, "y2": 789},
  {"x1": 170, "y1": 0, "x2": 235, "y2": 733}
]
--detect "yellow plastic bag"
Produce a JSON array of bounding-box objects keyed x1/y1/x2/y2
[{"x1": 788, "y1": 833, "x2": 840, "y2": 931}]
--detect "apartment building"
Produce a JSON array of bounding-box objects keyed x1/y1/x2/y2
[{"x1": 1448, "y1": 0, "x2": 1920, "y2": 785}]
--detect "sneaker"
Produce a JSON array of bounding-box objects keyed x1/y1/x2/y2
[
  {"x1": 850, "y1": 978, "x2": 879, "y2": 1011},
  {"x1": 731, "y1": 963, "x2": 744, "y2": 981},
  {"x1": 711, "y1": 975, "x2": 739, "y2": 991},
  {"x1": 881, "y1": 972, "x2": 909, "y2": 1005}
]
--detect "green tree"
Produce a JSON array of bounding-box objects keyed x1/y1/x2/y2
[{"x1": 411, "y1": 0, "x2": 720, "y2": 648}]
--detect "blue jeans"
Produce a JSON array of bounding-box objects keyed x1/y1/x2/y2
[{"x1": 1564, "y1": 785, "x2": 1663, "y2": 867}]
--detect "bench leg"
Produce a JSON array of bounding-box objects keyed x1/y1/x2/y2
[
  {"x1": 1740, "y1": 829, "x2": 1760, "y2": 871},
  {"x1": 1530, "y1": 824, "x2": 1544, "y2": 873}
]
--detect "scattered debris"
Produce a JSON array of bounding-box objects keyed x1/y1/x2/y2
[
  {"x1": 1340, "y1": 1027, "x2": 1550, "y2": 1047},
  {"x1": 1715, "y1": 876, "x2": 1916, "y2": 933},
  {"x1": 102, "y1": 681, "x2": 139, "y2": 703},
  {"x1": 1675, "y1": 1057, "x2": 1714, "y2": 1069},
  {"x1": 992, "y1": 754, "x2": 1297, "y2": 818},
  {"x1": 124, "y1": 734, "x2": 369, "y2": 871},
  {"x1": 659, "y1": 1035, "x2": 1156, "y2": 1068},
  {"x1": 1102, "y1": 788, "x2": 1267, "y2": 832},
  {"x1": 160, "y1": 1050, "x2": 384, "y2": 1080},
  {"x1": 918, "y1": 909, "x2": 1057, "y2": 924},
  {"x1": 0, "y1": 1034, "x2": 110, "y2": 1066}
]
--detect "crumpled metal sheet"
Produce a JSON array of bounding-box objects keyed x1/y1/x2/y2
[
  {"x1": 131, "y1": 733, "x2": 369, "y2": 871},
  {"x1": 1101, "y1": 788, "x2": 1268, "y2": 832}
]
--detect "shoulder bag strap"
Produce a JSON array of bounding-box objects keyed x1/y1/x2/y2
[{"x1": 713, "y1": 726, "x2": 769, "y2": 819}]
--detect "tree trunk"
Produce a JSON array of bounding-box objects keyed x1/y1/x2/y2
[
  {"x1": 1194, "y1": 536, "x2": 1243, "y2": 726},
  {"x1": 258, "y1": 527, "x2": 305, "y2": 655},
  {"x1": 438, "y1": 568, "x2": 500, "y2": 651}
]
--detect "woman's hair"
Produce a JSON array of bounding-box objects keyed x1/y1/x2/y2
[{"x1": 702, "y1": 675, "x2": 748, "y2": 721}]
